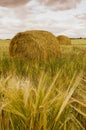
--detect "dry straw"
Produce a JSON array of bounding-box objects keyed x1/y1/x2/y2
[
  {"x1": 9, "y1": 30, "x2": 61, "y2": 62},
  {"x1": 57, "y1": 35, "x2": 71, "y2": 45}
]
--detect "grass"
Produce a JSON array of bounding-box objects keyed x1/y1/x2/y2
[
  {"x1": 71, "y1": 38, "x2": 86, "y2": 45},
  {"x1": 0, "y1": 39, "x2": 10, "y2": 57},
  {"x1": 0, "y1": 71, "x2": 86, "y2": 130},
  {"x1": 0, "y1": 39, "x2": 86, "y2": 130}
]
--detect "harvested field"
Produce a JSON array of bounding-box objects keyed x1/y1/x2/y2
[{"x1": 0, "y1": 37, "x2": 86, "y2": 130}]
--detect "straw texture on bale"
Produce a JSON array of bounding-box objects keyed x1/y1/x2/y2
[
  {"x1": 9, "y1": 30, "x2": 61, "y2": 62},
  {"x1": 57, "y1": 35, "x2": 71, "y2": 45}
]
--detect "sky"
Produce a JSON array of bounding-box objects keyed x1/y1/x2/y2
[{"x1": 0, "y1": 0, "x2": 86, "y2": 39}]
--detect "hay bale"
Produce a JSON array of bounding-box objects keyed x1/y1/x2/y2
[
  {"x1": 57, "y1": 35, "x2": 71, "y2": 45},
  {"x1": 9, "y1": 30, "x2": 61, "y2": 62}
]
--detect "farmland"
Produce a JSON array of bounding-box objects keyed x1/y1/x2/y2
[{"x1": 0, "y1": 38, "x2": 86, "y2": 130}]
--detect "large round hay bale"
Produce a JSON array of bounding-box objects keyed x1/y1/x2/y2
[
  {"x1": 57, "y1": 35, "x2": 71, "y2": 45},
  {"x1": 9, "y1": 30, "x2": 61, "y2": 62}
]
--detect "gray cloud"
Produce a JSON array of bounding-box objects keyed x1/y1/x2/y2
[
  {"x1": 38, "y1": 0, "x2": 81, "y2": 10},
  {"x1": 0, "y1": 0, "x2": 30, "y2": 7}
]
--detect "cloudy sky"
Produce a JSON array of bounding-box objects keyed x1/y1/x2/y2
[{"x1": 0, "y1": 0, "x2": 86, "y2": 39}]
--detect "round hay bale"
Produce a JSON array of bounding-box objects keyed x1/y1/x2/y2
[
  {"x1": 57, "y1": 35, "x2": 71, "y2": 45},
  {"x1": 9, "y1": 30, "x2": 61, "y2": 62}
]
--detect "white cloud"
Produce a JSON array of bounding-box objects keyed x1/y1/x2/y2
[
  {"x1": 38, "y1": 0, "x2": 81, "y2": 10},
  {"x1": 0, "y1": 0, "x2": 86, "y2": 39}
]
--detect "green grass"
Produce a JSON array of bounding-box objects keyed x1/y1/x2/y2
[{"x1": 0, "y1": 39, "x2": 86, "y2": 130}]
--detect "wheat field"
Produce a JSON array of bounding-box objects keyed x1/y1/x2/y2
[{"x1": 0, "y1": 39, "x2": 86, "y2": 130}]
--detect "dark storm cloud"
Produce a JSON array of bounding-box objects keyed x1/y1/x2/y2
[
  {"x1": 38, "y1": 0, "x2": 81, "y2": 10},
  {"x1": 0, "y1": 0, "x2": 30, "y2": 7}
]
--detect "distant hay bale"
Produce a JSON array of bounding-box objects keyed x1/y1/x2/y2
[
  {"x1": 57, "y1": 35, "x2": 71, "y2": 45},
  {"x1": 9, "y1": 30, "x2": 61, "y2": 62}
]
